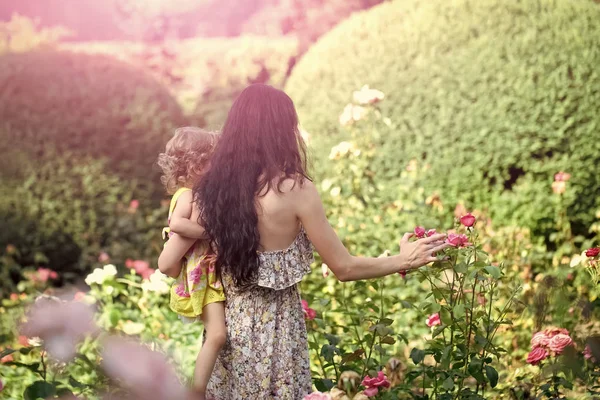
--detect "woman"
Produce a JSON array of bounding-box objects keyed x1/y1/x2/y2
[{"x1": 158, "y1": 84, "x2": 449, "y2": 400}]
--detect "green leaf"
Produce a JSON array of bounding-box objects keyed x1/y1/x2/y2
[
  {"x1": 485, "y1": 365, "x2": 499, "y2": 388},
  {"x1": 24, "y1": 381, "x2": 56, "y2": 400},
  {"x1": 0, "y1": 348, "x2": 16, "y2": 359},
  {"x1": 19, "y1": 347, "x2": 33, "y2": 355},
  {"x1": 68, "y1": 376, "x2": 86, "y2": 389},
  {"x1": 453, "y1": 304, "x2": 466, "y2": 319},
  {"x1": 442, "y1": 376, "x2": 454, "y2": 391},
  {"x1": 324, "y1": 334, "x2": 341, "y2": 346},
  {"x1": 484, "y1": 265, "x2": 501, "y2": 279},
  {"x1": 380, "y1": 336, "x2": 396, "y2": 345},
  {"x1": 410, "y1": 348, "x2": 425, "y2": 364},
  {"x1": 380, "y1": 318, "x2": 394, "y2": 326}
]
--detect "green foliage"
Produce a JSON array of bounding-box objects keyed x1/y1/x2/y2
[
  {"x1": 0, "y1": 154, "x2": 166, "y2": 276},
  {"x1": 0, "y1": 50, "x2": 184, "y2": 183},
  {"x1": 287, "y1": 0, "x2": 600, "y2": 237}
]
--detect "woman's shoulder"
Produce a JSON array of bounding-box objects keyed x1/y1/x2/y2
[{"x1": 276, "y1": 175, "x2": 315, "y2": 195}]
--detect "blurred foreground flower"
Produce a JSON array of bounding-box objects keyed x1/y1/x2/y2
[
  {"x1": 21, "y1": 299, "x2": 98, "y2": 362},
  {"x1": 85, "y1": 264, "x2": 118, "y2": 286},
  {"x1": 126, "y1": 259, "x2": 154, "y2": 280},
  {"x1": 101, "y1": 336, "x2": 189, "y2": 400},
  {"x1": 141, "y1": 270, "x2": 170, "y2": 294},
  {"x1": 353, "y1": 85, "x2": 385, "y2": 105}
]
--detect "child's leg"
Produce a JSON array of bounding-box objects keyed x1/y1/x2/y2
[{"x1": 192, "y1": 302, "x2": 226, "y2": 397}]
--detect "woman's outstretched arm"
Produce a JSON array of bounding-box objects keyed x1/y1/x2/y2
[{"x1": 294, "y1": 180, "x2": 449, "y2": 282}]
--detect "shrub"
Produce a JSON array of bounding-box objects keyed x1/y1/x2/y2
[
  {"x1": 287, "y1": 0, "x2": 600, "y2": 237},
  {"x1": 0, "y1": 50, "x2": 185, "y2": 184},
  {"x1": 0, "y1": 153, "x2": 166, "y2": 275},
  {"x1": 60, "y1": 36, "x2": 300, "y2": 129}
]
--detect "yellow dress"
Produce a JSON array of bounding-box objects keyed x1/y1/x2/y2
[{"x1": 163, "y1": 187, "x2": 225, "y2": 320}]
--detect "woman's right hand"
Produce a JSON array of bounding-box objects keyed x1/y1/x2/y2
[{"x1": 397, "y1": 232, "x2": 450, "y2": 273}]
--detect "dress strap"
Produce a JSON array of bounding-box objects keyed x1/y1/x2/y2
[{"x1": 168, "y1": 187, "x2": 192, "y2": 218}]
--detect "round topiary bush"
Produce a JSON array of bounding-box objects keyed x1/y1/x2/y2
[
  {"x1": 287, "y1": 0, "x2": 600, "y2": 236},
  {"x1": 0, "y1": 50, "x2": 185, "y2": 184}
]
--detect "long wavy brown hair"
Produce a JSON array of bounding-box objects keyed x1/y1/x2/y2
[{"x1": 194, "y1": 84, "x2": 310, "y2": 287}]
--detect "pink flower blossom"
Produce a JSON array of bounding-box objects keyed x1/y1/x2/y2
[
  {"x1": 554, "y1": 172, "x2": 571, "y2": 182},
  {"x1": 98, "y1": 252, "x2": 110, "y2": 263},
  {"x1": 303, "y1": 392, "x2": 332, "y2": 400},
  {"x1": 125, "y1": 259, "x2": 134, "y2": 268},
  {"x1": 21, "y1": 299, "x2": 98, "y2": 362},
  {"x1": 131, "y1": 260, "x2": 153, "y2": 280},
  {"x1": 586, "y1": 248, "x2": 600, "y2": 258},
  {"x1": 530, "y1": 331, "x2": 550, "y2": 349},
  {"x1": 129, "y1": 199, "x2": 139, "y2": 211},
  {"x1": 527, "y1": 346, "x2": 548, "y2": 365},
  {"x1": 543, "y1": 327, "x2": 570, "y2": 338},
  {"x1": 414, "y1": 226, "x2": 426, "y2": 238},
  {"x1": 18, "y1": 335, "x2": 29, "y2": 347},
  {"x1": 548, "y1": 333, "x2": 573, "y2": 355},
  {"x1": 584, "y1": 344, "x2": 595, "y2": 362},
  {"x1": 460, "y1": 213, "x2": 476, "y2": 228},
  {"x1": 101, "y1": 336, "x2": 189, "y2": 400},
  {"x1": 33, "y1": 268, "x2": 58, "y2": 283},
  {"x1": 446, "y1": 233, "x2": 471, "y2": 248},
  {"x1": 398, "y1": 270, "x2": 407, "y2": 279},
  {"x1": 9, "y1": 293, "x2": 18, "y2": 301},
  {"x1": 301, "y1": 299, "x2": 317, "y2": 320},
  {"x1": 1, "y1": 353, "x2": 13, "y2": 363},
  {"x1": 426, "y1": 229, "x2": 437, "y2": 237},
  {"x1": 552, "y1": 180, "x2": 566, "y2": 194},
  {"x1": 361, "y1": 371, "x2": 390, "y2": 397},
  {"x1": 426, "y1": 313, "x2": 441, "y2": 327}
]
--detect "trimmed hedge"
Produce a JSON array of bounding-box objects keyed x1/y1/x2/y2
[
  {"x1": 286, "y1": 0, "x2": 600, "y2": 236},
  {"x1": 0, "y1": 50, "x2": 184, "y2": 184}
]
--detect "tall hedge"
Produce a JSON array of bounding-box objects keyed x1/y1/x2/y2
[
  {"x1": 0, "y1": 50, "x2": 185, "y2": 184},
  {"x1": 286, "y1": 0, "x2": 600, "y2": 236}
]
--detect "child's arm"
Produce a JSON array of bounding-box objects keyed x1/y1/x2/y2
[
  {"x1": 158, "y1": 233, "x2": 196, "y2": 278},
  {"x1": 169, "y1": 191, "x2": 208, "y2": 239}
]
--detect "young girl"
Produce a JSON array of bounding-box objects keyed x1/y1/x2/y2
[{"x1": 157, "y1": 127, "x2": 226, "y2": 400}]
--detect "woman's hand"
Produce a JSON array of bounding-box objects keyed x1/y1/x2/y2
[{"x1": 397, "y1": 232, "x2": 449, "y2": 273}]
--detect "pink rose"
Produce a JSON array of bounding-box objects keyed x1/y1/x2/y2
[
  {"x1": 586, "y1": 248, "x2": 600, "y2": 258},
  {"x1": 131, "y1": 260, "x2": 153, "y2": 280},
  {"x1": 584, "y1": 344, "x2": 595, "y2": 361},
  {"x1": 398, "y1": 270, "x2": 407, "y2": 279},
  {"x1": 554, "y1": 172, "x2": 571, "y2": 182},
  {"x1": 21, "y1": 299, "x2": 98, "y2": 362},
  {"x1": 530, "y1": 331, "x2": 550, "y2": 349},
  {"x1": 98, "y1": 252, "x2": 110, "y2": 263},
  {"x1": 34, "y1": 268, "x2": 58, "y2": 283},
  {"x1": 446, "y1": 233, "x2": 471, "y2": 248},
  {"x1": 460, "y1": 213, "x2": 476, "y2": 228},
  {"x1": 301, "y1": 299, "x2": 317, "y2": 321},
  {"x1": 426, "y1": 229, "x2": 437, "y2": 237},
  {"x1": 101, "y1": 336, "x2": 189, "y2": 400},
  {"x1": 426, "y1": 313, "x2": 441, "y2": 327},
  {"x1": 9, "y1": 293, "x2": 18, "y2": 301},
  {"x1": 303, "y1": 392, "x2": 332, "y2": 400},
  {"x1": 361, "y1": 371, "x2": 390, "y2": 397},
  {"x1": 548, "y1": 333, "x2": 573, "y2": 355},
  {"x1": 125, "y1": 259, "x2": 134, "y2": 268},
  {"x1": 543, "y1": 327, "x2": 570, "y2": 338},
  {"x1": 129, "y1": 199, "x2": 139, "y2": 211},
  {"x1": 414, "y1": 226, "x2": 426, "y2": 238},
  {"x1": 527, "y1": 347, "x2": 548, "y2": 365}
]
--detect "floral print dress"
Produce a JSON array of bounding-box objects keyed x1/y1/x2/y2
[{"x1": 206, "y1": 228, "x2": 314, "y2": 400}]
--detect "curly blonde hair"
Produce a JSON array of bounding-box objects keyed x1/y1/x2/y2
[{"x1": 157, "y1": 127, "x2": 218, "y2": 195}]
